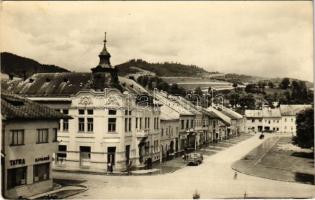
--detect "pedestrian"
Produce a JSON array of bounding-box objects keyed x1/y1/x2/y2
[
  {"x1": 127, "y1": 160, "x2": 132, "y2": 175},
  {"x1": 107, "y1": 162, "x2": 112, "y2": 174},
  {"x1": 234, "y1": 171, "x2": 238, "y2": 180}
]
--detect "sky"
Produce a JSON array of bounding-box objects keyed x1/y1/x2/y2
[{"x1": 0, "y1": 1, "x2": 313, "y2": 81}]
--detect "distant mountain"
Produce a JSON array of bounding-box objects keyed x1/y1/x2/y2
[
  {"x1": 115, "y1": 59, "x2": 210, "y2": 77},
  {"x1": 1, "y1": 52, "x2": 69, "y2": 79}
]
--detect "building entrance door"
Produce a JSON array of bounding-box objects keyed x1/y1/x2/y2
[
  {"x1": 125, "y1": 145, "x2": 130, "y2": 165},
  {"x1": 107, "y1": 147, "x2": 116, "y2": 166},
  {"x1": 80, "y1": 146, "x2": 91, "y2": 168}
]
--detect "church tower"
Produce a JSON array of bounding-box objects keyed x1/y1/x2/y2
[{"x1": 91, "y1": 32, "x2": 120, "y2": 91}]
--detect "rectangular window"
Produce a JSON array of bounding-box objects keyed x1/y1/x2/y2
[
  {"x1": 87, "y1": 118, "x2": 93, "y2": 132},
  {"x1": 10, "y1": 130, "x2": 24, "y2": 146},
  {"x1": 140, "y1": 118, "x2": 143, "y2": 129},
  {"x1": 161, "y1": 128, "x2": 164, "y2": 136},
  {"x1": 109, "y1": 110, "x2": 116, "y2": 115},
  {"x1": 52, "y1": 128, "x2": 58, "y2": 142},
  {"x1": 252, "y1": 119, "x2": 255, "y2": 122},
  {"x1": 33, "y1": 163, "x2": 50, "y2": 182},
  {"x1": 136, "y1": 118, "x2": 138, "y2": 129},
  {"x1": 144, "y1": 118, "x2": 147, "y2": 129},
  {"x1": 181, "y1": 120, "x2": 184, "y2": 129},
  {"x1": 108, "y1": 118, "x2": 116, "y2": 132},
  {"x1": 63, "y1": 119, "x2": 69, "y2": 131},
  {"x1": 156, "y1": 118, "x2": 159, "y2": 129},
  {"x1": 63, "y1": 109, "x2": 69, "y2": 115},
  {"x1": 148, "y1": 117, "x2": 150, "y2": 128},
  {"x1": 57, "y1": 145, "x2": 67, "y2": 160},
  {"x1": 191, "y1": 120, "x2": 194, "y2": 128},
  {"x1": 7, "y1": 167, "x2": 27, "y2": 189},
  {"x1": 78, "y1": 118, "x2": 85, "y2": 132},
  {"x1": 79, "y1": 109, "x2": 85, "y2": 115},
  {"x1": 80, "y1": 146, "x2": 91, "y2": 160},
  {"x1": 129, "y1": 118, "x2": 132, "y2": 132},
  {"x1": 125, "y1": 118, "x2": 128, "y2": 132},
  {"x1": 186, "y1": 120, "x2": 189, "y2": 129},
  {"x1": 87, "y1": 109, "x2": 93, "y2": 115},
  {"x1": 37, "y1": 129, "x2": 49, "y2": 143}
]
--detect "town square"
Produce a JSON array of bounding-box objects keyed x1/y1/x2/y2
[{"x1": 1, "y1": 1, "x2": 314, "y2": 199}]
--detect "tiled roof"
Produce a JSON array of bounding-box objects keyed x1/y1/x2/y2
[
  {"x1": 1, "y1": 91, "x2": 70, "y2": 121},
  {"x1": 1, "y1": 73, "x2": 149, "y2": 97},
  {"x1": 280, "y1": 104, "x2": 312, "y2": 116}
]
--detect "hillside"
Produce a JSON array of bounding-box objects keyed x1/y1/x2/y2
[
  {"x1": 115, "y1": 59, "x2": 210, "y2": 77},
  {"x1": 1, "y1": 52, "x2": 69, "y2": 78}
]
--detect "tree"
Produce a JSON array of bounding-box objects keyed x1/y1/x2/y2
[
  {"x1": 194, "y1": 86, "x2": 203, "y2": 96},
  {"x1": 239, "y1": 94, "x2": 256, "y2": 109},
  {"x1": 293, "y1": 108, "x2": 314, "y2": 149},
  {"x1": 232, "y1": 82, "x2": 238, "y2": 88},
  {"x1": 279, "y1": 78, "x2": 290, "y2": 89},
  {"x1": 268, "y1": 81, "x2": 274, "y2": 88},
  {"x1": 245, "y1": 84, "x2": 258, "y2": 93},
  {"x1": 227, "y1": 92, "x2": 240, "y2": 108},
  {"x1": 258, "y1": 81, "x2": 266, "y2": 92}
]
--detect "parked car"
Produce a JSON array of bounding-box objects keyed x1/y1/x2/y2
[{"x1": 185, "y1": 153, "x2": 203, "y2": 166}]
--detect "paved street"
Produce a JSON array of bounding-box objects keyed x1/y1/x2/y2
[{"x1": 54, "y1": 134, "x2": 315, "y2": 199}]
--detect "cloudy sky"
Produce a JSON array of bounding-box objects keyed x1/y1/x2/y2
[{"x1": 1, "y1": 1, "x2": 313, "y2": 81}]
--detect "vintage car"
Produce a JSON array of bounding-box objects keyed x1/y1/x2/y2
[{"x1": 185, "y1": 153, "x2": 203, "y2": 165}]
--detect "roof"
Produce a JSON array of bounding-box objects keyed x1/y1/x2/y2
[
  {"x1": 1, "y1": 73, "x2": 148, "y2": 97},
  {"x1": 1, "y1": 91, "x2": 70, "y2": 121},
  {"x1": 207, "y1": 107, "x2": 231, "y2": 126},
  {"x1": 245, "y1": 108, "x2": 281, "y2": 118},
  {"x1": 154, "y1": 92, "x2": 194, "y2": 116},
  {"x1": 279, "y1": 104, "x2": 312, "y2": 116},
  {"x1": 217, "y1": 107, "x2": 243, "y2": 120},
  {"x1": 160, "y1": 104, "x2": 180, "y2": 121}
]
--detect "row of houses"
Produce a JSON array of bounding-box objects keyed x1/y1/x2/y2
[
  {"x1": 1, "y1": 35, "x2": 246, "y2": 198},
  {"x1": 244, "y1": 105, "x2": 312, "y2": 135}
]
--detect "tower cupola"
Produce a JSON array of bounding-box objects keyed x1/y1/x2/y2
[{"x1": 91, "y1": 32, "x2": 120, "y2": 91}]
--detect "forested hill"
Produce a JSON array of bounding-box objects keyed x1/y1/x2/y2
[
  {"x1": 1, "y1": 52, "x2": 69, "y2": 78},
  {"x1": 115, "y1": 59, "x2": 210, "y2": 77}
]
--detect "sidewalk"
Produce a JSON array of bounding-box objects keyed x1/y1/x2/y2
[{"x1": 54, "y1": 133, "x2": 253, "y2": 176}]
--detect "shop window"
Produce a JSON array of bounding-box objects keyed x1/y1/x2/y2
[
  {"x1": 7, "y1": 167, "x2": 27, "y2": 189},
  {"x1": 10, "y1": 130, "x2": 24, "y2": 146},
  {"x1": 37, "y1": 129, "x2": 49, "y2": 143},
  {"x1": 33, "y1": 163, "x2": 50, "y2": 182}
]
